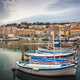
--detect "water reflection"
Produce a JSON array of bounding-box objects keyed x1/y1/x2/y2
[{"x1": 0, "y1": 48, "x2": 19, "y2": 80}]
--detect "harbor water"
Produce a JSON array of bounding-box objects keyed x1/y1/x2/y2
[{"x1": 0, "y1": 41, "x2": 79, "y2": 80}]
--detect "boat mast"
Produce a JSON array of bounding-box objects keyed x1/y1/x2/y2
[
  {"x1": 59, "y1": 26, "x2": 62, "y2": 49},
  {"x1": 50, "y1": 31, "x2": 55, "y2": 50},
  {"x1": 48, "y1": 25, "x2": 55, "y2": 50}
]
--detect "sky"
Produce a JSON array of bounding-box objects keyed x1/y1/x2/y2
[{"x1": 0, "y1": 0, "x2": 80, "y2": 24}]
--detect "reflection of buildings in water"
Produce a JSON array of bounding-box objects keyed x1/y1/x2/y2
[{"x1": 0, "y1": 40, "x2": 49, "y2": 51}]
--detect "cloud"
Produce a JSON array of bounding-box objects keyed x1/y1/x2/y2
[
  {"x1": 0, "y1": 0, "x2": 80, "y2": 23},
  {"x1": 48, "y1": 0, "x2": 80, "y2": 11},
  {"x1": 46, "y1": 0, "x2": 80, "y2": 22},
  {"x1": 0, "y1": 0, "x2": 17, "y2": 19},
  {"x1": 0, "y1": 0, "x2": 14, "y2": 19},
  {"x1": 0, "y1": 0, "x2": 7, "y2": 18}
]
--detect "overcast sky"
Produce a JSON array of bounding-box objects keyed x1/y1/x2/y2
[{"x1": 0, "y1": 0, "x2": 80, "y2": 24}]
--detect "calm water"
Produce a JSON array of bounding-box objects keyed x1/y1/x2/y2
[{"x1": 0, "y1": 41, "x2": 79, "y2": 80}]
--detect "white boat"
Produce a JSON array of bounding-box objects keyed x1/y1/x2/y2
[
  {"x1": 25, "y1": 48, "x2": 75, "y2": 57},
  {"x1": 25, "y1": 52, "x2": 73, "y2": 57},
  {"x1": 15, "y1": 59, "x2": 76, "y2": 77},
  {"x1": 16, "y1": 61, "x2": 75, "y2": 70}
]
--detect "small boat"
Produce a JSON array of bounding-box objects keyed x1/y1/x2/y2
[
  {"x1": 15, "y1": 60, "x2": 76, "y2": 77},
  {"x1": 16, "y1": 59, "x2": 75, "y2": 70},
  {"x1": 25, "y1": 48, "x2": 75, "y2": 57},
  {"x1": 15, "y1": 30, "x2": 76, "y2": 76}
]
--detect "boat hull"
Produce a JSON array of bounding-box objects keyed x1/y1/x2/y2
[
  {"x1": 15, "y1": 61, "x2": 76, "y2": 77},
  {"x1": 14, "y1": 65, "x2": 76, "y2": 77}
]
